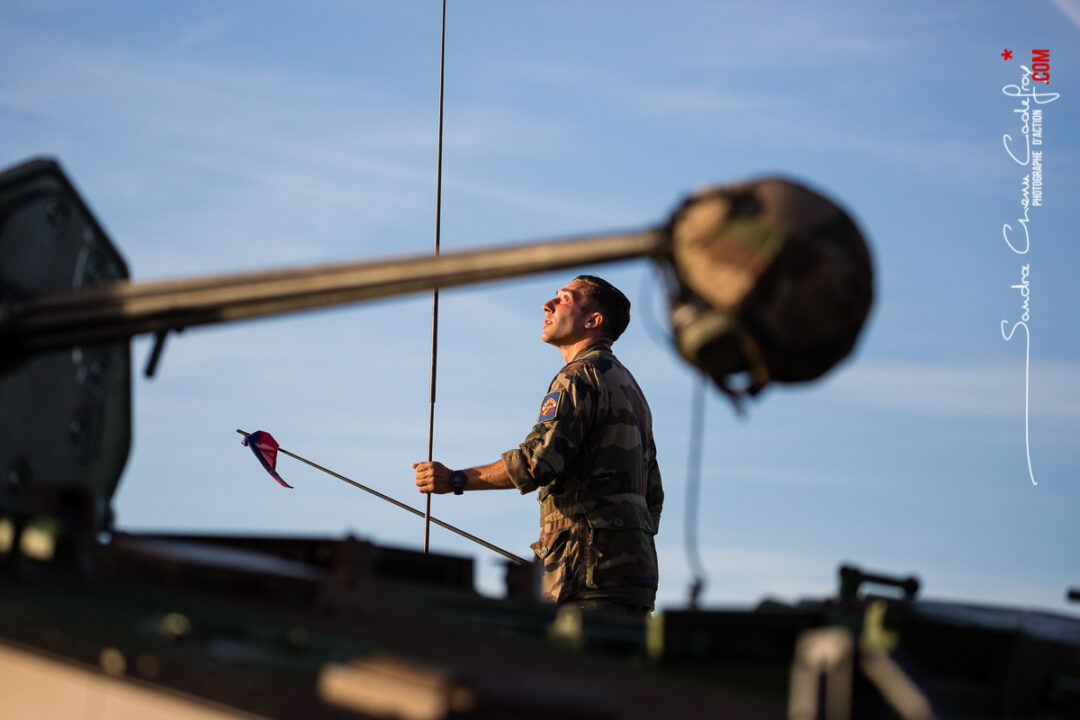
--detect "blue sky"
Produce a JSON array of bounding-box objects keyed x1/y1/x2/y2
[{"x1": 2, "y1": 1, "x2": 1078, "y2": 613}]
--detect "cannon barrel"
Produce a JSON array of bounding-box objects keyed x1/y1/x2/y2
[
  {"x1": 2, "y1": 227, "x2": 664, "y2": 356},
  {"x1": 1, "y1": 158, "x2": 872, "y2": 397}
]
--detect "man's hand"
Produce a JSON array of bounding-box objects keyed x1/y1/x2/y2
[
  {"x1": 413, "y1": 459, "x2": 515, "y2": 493},
  {"x1": 413, "y1": 461, "x2": 452, "y2": 494}
]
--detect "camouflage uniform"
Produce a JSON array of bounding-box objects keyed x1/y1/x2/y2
[{"x1": 502, "y1": 341, "x2": 663, "y2": 610}]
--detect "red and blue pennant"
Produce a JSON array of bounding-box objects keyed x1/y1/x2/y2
[{"x1": 242, "y1": 430, "x2": 292, "y2": 488}]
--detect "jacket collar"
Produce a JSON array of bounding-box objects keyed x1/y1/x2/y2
[{"x1": 571, "y1": 340, "x2": 613, "y2": 362}]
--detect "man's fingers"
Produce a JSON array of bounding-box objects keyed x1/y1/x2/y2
[{"x1": 412, "y1": 461, "x2": 447, "y2": 494}]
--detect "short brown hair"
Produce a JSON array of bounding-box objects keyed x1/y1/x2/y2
[{"x1": 573, "y1": 275, "x2": 631, "y2": 341}]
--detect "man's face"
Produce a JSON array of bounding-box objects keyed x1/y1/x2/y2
[{"x1": 541, "y1": 281, "x2": 597, "y2": 346}]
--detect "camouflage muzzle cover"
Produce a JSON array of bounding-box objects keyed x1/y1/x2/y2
[{"x1": 664, "y1": 177, "x2": 873, "y2": 404}]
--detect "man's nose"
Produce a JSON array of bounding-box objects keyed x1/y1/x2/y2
[{"x1": 542, "y1": 298, "x2": 555, "y2": 312}]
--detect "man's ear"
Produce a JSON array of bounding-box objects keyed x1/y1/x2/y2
[{"x1": 585, "y1": 312, "x2": 604, "y2": 330}]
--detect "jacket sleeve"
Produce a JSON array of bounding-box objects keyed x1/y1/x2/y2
[{"x1": 502, "y1": 366, "x2": 598, "y2": 495}]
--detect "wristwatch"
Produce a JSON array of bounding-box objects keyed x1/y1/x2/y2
[{"x1": 449, "y1": 470, "x2": 467, "y2": 495}]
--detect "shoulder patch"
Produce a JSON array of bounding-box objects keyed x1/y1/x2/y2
[{"x1": 537, "y1": 390, "x2": 563, "y2": 422}]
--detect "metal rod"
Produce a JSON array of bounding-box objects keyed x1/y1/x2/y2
[
  {"x1": 3, "y1": 228, "x2": 664, "y2": 356},
  {"x1": 424, "y1": 0, "x2": 448, "y2": 555},
  {"x1": 236, "y1": 429, "x2": 530, "y2": 566}
]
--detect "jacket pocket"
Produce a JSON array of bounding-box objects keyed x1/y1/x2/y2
[
  {"x1": 582, "y1": 504, "x2": 658, "y2": 592},
  {"x1": 530, "y1": 523, "x2": 570, "y2": 560},
  {"x1": 531, "y1": 524, "x2": 578, "y2": 603}
]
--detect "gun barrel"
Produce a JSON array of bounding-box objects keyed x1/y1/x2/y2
[{"x1": 2, "y1": 228, "x2": 664, "y2": 355}]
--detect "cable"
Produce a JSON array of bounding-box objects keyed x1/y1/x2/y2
[
  {"x1": 637, "y1": 263, "x2": 673, "y2": 349},
  {"x1": 685, "y1": 372, "x2": 709, "y2": 608}
]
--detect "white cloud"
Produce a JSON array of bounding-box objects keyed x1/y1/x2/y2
[
  {"x1": 824, "y1": 360, "x2": 1080, "y2": 421},
  {"x1": 1049, "y1": 0, "x2": 1080, "y2": 31},
  {"x1": 0, "y1": 19, "x2": 643, "y2": 280}
]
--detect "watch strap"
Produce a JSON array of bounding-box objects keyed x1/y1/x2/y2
[{"x1": 450, "y1": 470, "x2": 466, "y2": 495}]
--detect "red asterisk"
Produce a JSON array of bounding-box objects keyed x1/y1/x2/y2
[{"x1": 1001, "y1": 48, "x2": 1013, "y2": 60}]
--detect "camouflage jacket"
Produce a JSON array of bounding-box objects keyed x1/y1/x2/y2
[{"x1": 502, "y1": 341, "x2": 663, "y2": 609}]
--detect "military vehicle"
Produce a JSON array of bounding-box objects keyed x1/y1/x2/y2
[{"x1": 2, "y1": 157, "x2": 1078, "y2": 719}]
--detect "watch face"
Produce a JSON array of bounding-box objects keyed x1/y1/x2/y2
[{"x1": 450, "y1": 471, "x2": 466, "y2": 489}]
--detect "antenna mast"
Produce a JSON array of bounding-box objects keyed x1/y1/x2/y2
[{"x1": 424, "y1": 0, "x2": 448, "y2": 554}]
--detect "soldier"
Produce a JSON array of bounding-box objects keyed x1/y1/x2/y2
[{"x1": 413, "y1": 275, "x2": 663, "y2": 615}]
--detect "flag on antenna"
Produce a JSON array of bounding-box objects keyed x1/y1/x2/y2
[{"x1": 242, "y1": 430, "x2": 292, "y2": 488}]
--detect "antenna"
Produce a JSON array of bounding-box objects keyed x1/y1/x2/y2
[{"x1": 424, "y1": 0, "x2": 448, "y2": 554}]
